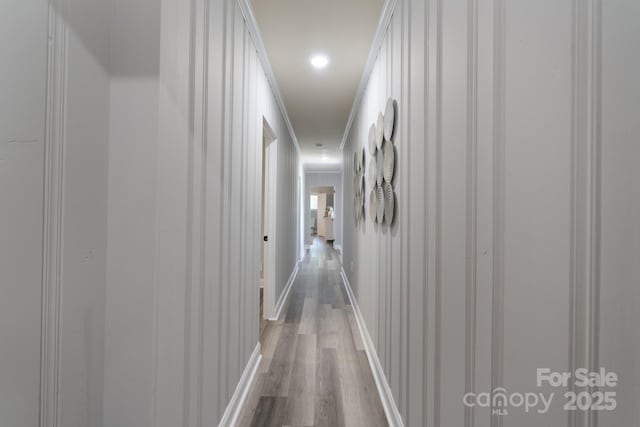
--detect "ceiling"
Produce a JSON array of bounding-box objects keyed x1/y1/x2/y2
[{"x1": 251, "y1": 0, "x2": 384, "y2": 170}]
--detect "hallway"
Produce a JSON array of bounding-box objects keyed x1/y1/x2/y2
[
  {"x1": 238, "y1": 239, "x2": 387, "y2": 427},
  {"x1": 2, "y1": 0, "x2": 639, "y2": 425}
]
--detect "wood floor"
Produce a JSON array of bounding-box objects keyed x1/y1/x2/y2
[{"x1": 238, "y1": 238, "x2": 387, "y2": 427}]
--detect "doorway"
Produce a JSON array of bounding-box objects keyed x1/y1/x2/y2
[
  {"x1": 310, "y1": 186, "x2": 336, "y2": 244},
  {"x1": 260, "y1": 118, "x2": 277, "y2": 334}
]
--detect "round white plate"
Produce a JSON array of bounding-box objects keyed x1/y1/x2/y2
[
  {"x1": 383, "y1": 139, "x2": 395, "y2": 183},
  {"x1": 375, "y1": 112, "x2": 384, "y2": 150},
  {"x1": 384, "y1": 98, "x2": 396, "y2": 141},
  {"x1": 383, "y1": 182, "x2": 395, "y2": 226},
  {"x1": 376, "y1": 185, "x2": 385, "y2": 223},
  {"x1": 376, "y1": 145, "x2": 384, "y2": 186},
  {"x1": 369, "y1": 188, "x2": 377, "y2": 223},
  {"x1": 368, "y1": 124, "x2": 377, "y2": 155}
]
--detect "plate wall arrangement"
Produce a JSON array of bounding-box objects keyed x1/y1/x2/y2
[{"x1": 361, "y1": 99, "x2": 398, "y2": 228}]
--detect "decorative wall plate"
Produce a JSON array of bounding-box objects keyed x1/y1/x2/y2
[
  {"x1": 383, "y1": 182, "x2": 395, "y2": 225},
  {"x1": 353, "y1": 174, "x2": 359, "y2": 192},
  {"x1": 376, "y1": 185, "x2": 385, "y2": 223},
  {"x1": 369, "y1": 188, "x2": 377, "y2": 223},
  {"x1": 353, "y1": 197, "x2": 358, "y2": 222},
  {"x1": 368, "y1": 158, "x2": 376, "y2": 186},
  {"x1": 360, "y1": 175, "x2": 366, "y2": 198},
  {"x1": 376, "y1": 145, "x2": 384, "y2": 186},
  {"x1": 375, "y1": 112, "x2": 384, "y2": 150},
  {"x1": 383, "y1": 139, "x2": 395, "y2": 183},
  {"x1": 384, "y1": 98, "x2": 396, "y2": 141},
  {"x1": 368, "y1": 124, "x2": 377, "y2": 155}
]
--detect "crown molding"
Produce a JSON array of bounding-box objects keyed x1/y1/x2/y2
[
  {"x1": 304, "y1": 169, "x2": 343, "y2": 175},
  {"x1": 236, "y1": 0, "x2": 302, "y2": 157},
  {"x1": 339, "y1": 0, "x2": 399, "y2": 151}
]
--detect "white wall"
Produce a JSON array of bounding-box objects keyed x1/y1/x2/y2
[
  {"x1": 2, "y1": 1, "x2": 112, "y2": 425},
  {"x1": 104, "y1": 0, "x2": 161, "y2": 426},
  {"x1": 2, "y1": 1, "x2": 302, "y2": 426},
  {"x1": 342, "y1": 0, "x2": 640, "y2": 425},
  {"x1": 58, "y1": 0, "x2": 111, "y2": 425},
  {"x1": 153, "y1": 0, "x2": 301, "y2": 425},
  {"x1": 304, "y1": 171, "x2": 343, "y2": 246},
  {"x1": 0, "y1": 2, "x2": 47, "y2": 426}
]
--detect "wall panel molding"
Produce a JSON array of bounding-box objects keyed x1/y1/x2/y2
[
  {"x1": 464, "y1": 0, "x2": 479, "y2": 426},
  {"x1": 430, "y1": 0, "x2": 444, "y2": 425},
  {"x1": 490, "y1": 0, "x2": 505, "y2": 425},
  {"x1": 235, "y1": 0, "x2": 301, "y2": 156},
  {"x1": 41, "y1": 1, "x2": 69, "y2": 425},
  {"x1": 339, "y1": 0, "x2": 399, "y2": 150},
  {"x1": 569, "y1": 1, "x2": 602, "y2": 426}
]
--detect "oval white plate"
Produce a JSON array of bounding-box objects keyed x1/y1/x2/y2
[
  {"x1": 383, "y1": 139, "x2": 395, "y2": 183},
  {"x1": 383, "y1": 182, "x2": 394, "y2": 226},
  {"x1": 369, "y1": 188, "x2": 377, "y2": 223},
  {"x1": 376, "y1": 145, "x2": 384, "y2": 186},
  {"x1": 376, "y1": 185, "x2": 385, "y2": 223},
  {"x1": 384, "y1": 98, "x2": 396, "y2": 141},
  {"x1": 376, "y1": 112, "x2": 384, "y2": 150},
  {"x1": 368, "y1": 158, "x2": 377, "y2": 186},
  {"x1": 368, "y1": 124, "x2": 377, "y2": 155}
]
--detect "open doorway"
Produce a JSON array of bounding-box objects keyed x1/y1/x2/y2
[
  {"x1": 260, "y1": 118, "x2": 277, "y2": 336},
  {"x1": 310, "y1": 186, "x2": 336, "y2": 244}
]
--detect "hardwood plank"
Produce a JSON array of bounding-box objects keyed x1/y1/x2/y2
[
  {"x1": 249, "y1": 396, "x2": 287, "y2": 427},
  {"x1": 298, "y1": 297, "x2": 318, "y2": 335},
  {"x1": 260, "y1": 323, "x2": 298, "y2": 397},
  {"x1": 285, "y1": 334, "x2": 316, "y2": 426},
  {"x1": 314, "y1": 348, "x2": 345, "y2": 427},
  {"x1": 237, "y1": 238, "x2": 387, "y2": 427}
]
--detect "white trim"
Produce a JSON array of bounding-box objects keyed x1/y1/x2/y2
[
  {"x1": 340, "y1": 269, "x2": 404, "y2": 427},
  {"x1": 303, "y1": 167, "x2": 343, "y2": 174},
  {"x1": 339, "y1": 0, "x2": 399, "y2": 151},
  {"x1": 217, "y1": 343, "x2": 262, "y2": 427},
  {"x1": 269, "y1": 262, "x2": 300, "y2": 321},
  {"x1": 235, "y1": 0, "x2": 301, "y2": 157},
  {"x1": 41, "y1": 1, "x2": 68, "y2": 425}
]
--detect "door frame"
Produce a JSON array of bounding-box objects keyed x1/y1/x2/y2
[{"x1": 261, "y1": 118, "x2": 278, "y2": 320}]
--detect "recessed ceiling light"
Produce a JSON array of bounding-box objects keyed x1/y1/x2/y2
[
  {"x1": 322, "y1": 156, "x2": 329, "y2": 161},
  {"x1": 310, "y1": 54, "x2": 329, "y2": 69}
]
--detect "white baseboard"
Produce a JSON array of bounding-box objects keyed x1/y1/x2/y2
[
  {"x1": 269, "y1": 262, "x2": 300, "y2": 321},
  {"x1": 218, "y1": 343, "x2": 262, "y2": 427},
  {"x1": 340, "y1": 269, "x2": 404, "y2": 427}
]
